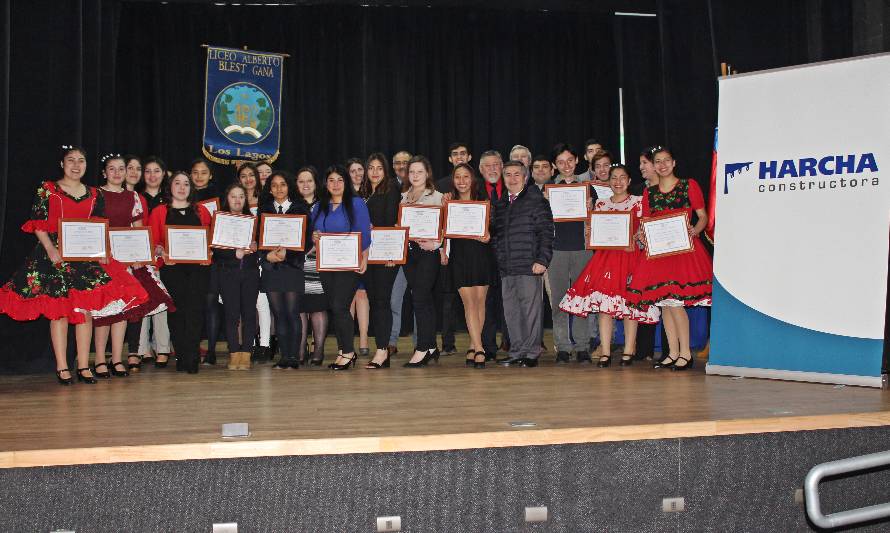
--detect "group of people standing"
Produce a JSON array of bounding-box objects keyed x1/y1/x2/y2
[{"x1": 0, "y1": 139, "x2": 713, "y2": 384}]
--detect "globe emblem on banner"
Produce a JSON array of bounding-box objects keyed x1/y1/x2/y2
[{"x1": 213, "y1": 83, "x2": 275, "y2": 145}]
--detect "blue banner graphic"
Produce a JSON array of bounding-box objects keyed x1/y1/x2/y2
[{"x1": 202, "y1": 46, "x2": 285, "y2": 164}]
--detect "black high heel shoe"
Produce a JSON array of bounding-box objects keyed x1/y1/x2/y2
[
  {"x1": 155, "y1": 353, "x2": 170, "y2": 368},
  {"x1": 56, "y1": 368, "x2": 73, "y2": 386},
  {"x1": 671, "y1": 355, "x2": 694, "y2": 371},
  {"x1": 330, "y1": 353, "x2": 357, "y2": 371},
  {"x1": 474, "y1": 351, "x2": 486, "y2": 369},
  {"x1": 597, "y1": 356, "x2": 612, "y2": 368},
  {"x1": 309, "y1": 353, "x2": 325, "y2": 366},
  {"x1": 429, "y1": 348, "x2": 440, "y2": 364},
  {"x1": 93, "y1": 361, "x2": 111, "y2": 379},
  {"x1": 619, "y1": 354, "x2": 634, "y2": 366},
  {"x1": 653, "y1": 354, "x2": 677, "y2": 369},
  {"x1": 365, "y1": 353, "x2": 391, "y2": 369},
  {"x1": 110, "y1": 361, "x2": 129, "y2": 377},
  {"x1": 465, "y1": 349, "x2": 476, "y2": 367},
  {"x1": 403, "y1": 349, "x2": 435, "y2": 368},
  {"x1": 77, "y1": 367, "x2": 97, "y2": 384}
]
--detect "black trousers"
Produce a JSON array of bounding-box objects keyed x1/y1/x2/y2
[
  {"x1": 636, "y1": 321, "x2": 670, "y2": 359},
  {"x1": 160, "y1": 264, "x2": 210, "y2": 372},
  {"x1": 126, "y1": 320, "x2": 141, "y2": 354},
  {"x1": 218, "y1": 265, "x2": 260, "y2": 353},
  {"x1": 482, "y1": 272, "x2": 510, "y2": 354},
  {"x1": 403, "y1": 247, "x2": 439, "y2": 351},
  {"x1": 364, "y1": 264, "x2": 399, "y2": 350},
  {"x1": 319, "y1": 271, "x2": 359, "y2": 354},
  {"x1": 434, "y1": 265, "x2": 456, "y2": 349}
]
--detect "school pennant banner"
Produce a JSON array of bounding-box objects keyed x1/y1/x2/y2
[{"x1": 202, "y1": 46, "x2": 285, "y2": 164}]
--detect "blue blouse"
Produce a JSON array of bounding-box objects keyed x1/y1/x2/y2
[{"x1": 310, "y1": 197, "x2": 372, "y2": 250}]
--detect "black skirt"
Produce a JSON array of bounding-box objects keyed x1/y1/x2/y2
[{"x1": 448, "y1": 238, "x2": 494, "y2": 289}]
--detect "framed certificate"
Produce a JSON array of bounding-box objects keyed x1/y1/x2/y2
[
  {"x1": 368, "y1": 227, "x2": 408, "y2": 264},
  {"x1": 58, "y1": 218, "x2": 109, "y2": 261},
  {"x1": 258, "y1": 214, "x2": 306, "y2": 251},
  {"x1": 210, "y1": 211, "x2": 256, "y2": 250},
  {"x1": 165, "y1": 226, "x2": 210, "y2": 264},
  {"x1": 317, "y1": 232, "x2": 362, "y2": 271},
  {"x1": 198, "y1": 197, "x2": 220, "y2": 217},
  {"x1": 591, "y1": 184, "x2": 613, "y2": 202},
  {"x1": 641, "y1": 212, "x2": 693, "y2": 258},
  {"x1": 443, "y1": 200, "x2": 489, "y2": 240},
  {"x1": 398, "y1": 204, "x2": 442, "y2": 240},
  {"x1": 545, "y1": 183, "x2": 589, "y2": 221},
  {"x1": 108, "y1": 227, "x2": 153, "y2": 264},
  {"x1": 587, "y1": 212, "x2": 632, "y2": 250}
]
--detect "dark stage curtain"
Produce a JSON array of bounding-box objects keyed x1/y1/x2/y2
[
  {"x1": 113, "y1": 3, "x2": 619, "y2": 181},
  {"x1": 614, "y1": 13, "x2": 664, "y2": 183}
]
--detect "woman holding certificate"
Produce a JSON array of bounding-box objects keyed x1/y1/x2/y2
[
  {"x1": 559, "y1": 165, "x2": 660, "y2": 367},
  {"x1": 93, "y1": 154, "x2": 174, "y2": 377},
  {"x1": 259, "y1": 171, "x2": 311, "y2": 370},
  {"x1": 213, "y1": 183, "x2": 260, "y2": 370},
  {"x1": 149, "y1": 171, "x2": 213, "y2": 374},
  {"x1": 0, "y1": 146, "x2": 147, "y2": 385},
  {"x1": 362, "y1": 153, "x2": 402, "y2": 369},
  {"x1": 442, "y1": 163, "x2": 493, "y2": 369},
  {"x1": 311, "y1": 165, "x2": 371, "y2": 370},
  {"x1": 400, "y1": 156, "x2": 444, "y2": 368},
  {"x1": 627, "y1": 147, "x2": 713, "y2": 371}
]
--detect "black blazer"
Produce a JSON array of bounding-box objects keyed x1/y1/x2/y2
[
  {"x1": 257, "y1": 198, "x2": 311, "y2": 269},
  {"x1": 365, "y1": 186, "x2": 401, "y2": 227}
]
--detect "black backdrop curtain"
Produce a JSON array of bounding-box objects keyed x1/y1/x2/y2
[{"x1": 113, "y1": 3, "x2": 619, "y2": 181}]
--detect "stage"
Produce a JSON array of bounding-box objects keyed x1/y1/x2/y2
[{"x1": 2, "y1": 333, "x2": 888, "y2": 470}]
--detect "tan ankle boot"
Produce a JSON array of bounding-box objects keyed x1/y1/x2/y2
[
  {"x1": 227, "y1": 352, "x2": 240, "y2": 370},
  {"x1": 237, "y1": 352, "x2": 252, "y2": 371}
]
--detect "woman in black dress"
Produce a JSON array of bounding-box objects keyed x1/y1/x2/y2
[
  {"x1": 259, "y1": 171, "x2": 310, "y2": 369},
  {"x1": 362, "y1": 153, "x2": 402, "y2": 369},
  {"x1": 442, "y1": 163, "x2": 493, "y2": 368}
]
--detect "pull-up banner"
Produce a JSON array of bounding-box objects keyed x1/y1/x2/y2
[
  {"x1": 202, "y1": 46, "x2": 285, "y2": 164},
  {"x1": 708, "y1": 53, "x2": 890, "y2": 388}
]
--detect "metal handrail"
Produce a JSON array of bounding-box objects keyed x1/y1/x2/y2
[{"x1": 804, "y1": 450, "x2": 890, "y2": 529}]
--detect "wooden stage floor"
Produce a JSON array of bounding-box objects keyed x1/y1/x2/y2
[{"x1": 1, "y1": 333, "x2": 889, "y2": 468}]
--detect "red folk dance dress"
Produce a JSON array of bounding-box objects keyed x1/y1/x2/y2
[
  {"x1": 626, "y1": 179, "x2": 713, "y2": 313},
  {"x1": 92, "y1": 187, "x2": 174, "y2": 326},
  {"x1": 559, "y1": 195, "x2": 660, "y2": 324},
  {"x1": 0, "y1": 181, "x2": 147, "y2": 324}
]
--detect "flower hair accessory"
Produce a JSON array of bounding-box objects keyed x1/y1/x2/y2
[
  {"x1": 649, "y1": 145, "x2": 664, "y2": 154},
  {"x1": 100, "y1": 153, "x2": 122, "y2": 164},
  {"x1": 61, "y1": 144, "x2": 74, "y2": 150}
]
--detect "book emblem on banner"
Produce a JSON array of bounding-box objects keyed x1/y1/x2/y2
[
  {"x1": 723, "y1": 161, "x2": 753, "y2": 194},
  {"x1": 213, "y1": 82, "x2": 275, "y2": 145}
]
